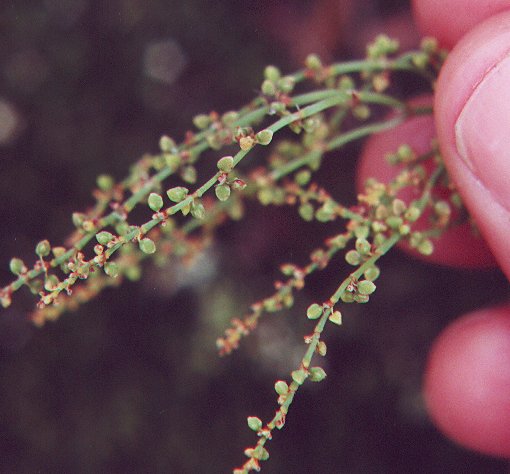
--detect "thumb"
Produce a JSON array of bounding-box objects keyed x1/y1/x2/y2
[{"x1": 435, "y1": 10, "x2": 510, "y2": 281}]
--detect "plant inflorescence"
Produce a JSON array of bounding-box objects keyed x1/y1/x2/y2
[{"x1": 1, "y1": 36, "x2": 461, "y2": 472}]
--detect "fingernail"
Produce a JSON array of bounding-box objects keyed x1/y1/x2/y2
[{"x1": 455, "y1": 54, "x2": 510, "y2": 211}]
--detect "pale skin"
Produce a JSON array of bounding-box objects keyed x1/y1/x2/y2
[{"x1": 358, "y1": 0, "x2": 510, "y2": 459}]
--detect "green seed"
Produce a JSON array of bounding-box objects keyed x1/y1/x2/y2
[
  {"x1": 148, "y1": 192, "x2": 163, "y2": 212},
  {"x1": 166, "y1": 186, "x2": 188, "y2": 202},
  {"x1": 274, "y1": 380, "x2": 289, "y2": 395},
  {"x1": 261, "y1": 79, "x2": 276, "y2": 96},
  {"x1": 191, "y1": 201, "x2": 206, "y2": 220},
  {"x1": 354, "y1": 294, "x2": 370, "y2": 303},
  {"x1": 409, "y1": 231, "x2": 423, "y2": 248},
  {"x1": 104, "y1": 262, "x2": 119, "y2": 278},
  {"x1": 309, "y1": 366, "x2": 327, "y2": 382},
  {"x1": 397, "y1": 144, "x2": 414, "y2": 161},
  {"x1": 125, "y1": 265, "x2": 141, "y2": 281},
  {"x1": 450, "y1": 193, "x2": 463, "y2": 208},
  {"x1": 278, "y1": 76, "x2": 295, "y2": 94},
  {"x1": 295, "y1": 170, "x2": 311, "y2": 186},
  {"x1": 239, "y1": 136, "x2": 254, "y2": 151},
  {"x1": 206, "y1": 134, "x2": 222, "y2": 150},
  {"x1": 299, "y1": 203, "x2": 314, "y2": 222},
  {"x1": 164, "y1": 154, "x2": 181, "y2": 171},
  {"x1": 357, "y1": 280, "x2": 376, "y2": 295},
  {"x1": 256, "y1": 129, "x2": 273, "y2": 146},
  {"x1": 72, "y1": 212, "x2": 85, "y2": 228},
  {"x1": 338, "y1": 75, "x2": 355, "y2": 90},
  {"x1": 231, "y1": 179, "x2": 247, "y2": 190},
  {"x1": 421, "y1": 37, "x2": 438, "y2": 53},
  {"x1": 373, "y1": 233, "x2": 386, "y2": 247},
  {"x1": 192, "y1": 113, "x2": 211, "y2": 130},
  {"x1": 392, "y1": 198, "x2": 406, "y2": 216},
  {"x1": 317, "y1": 341, "x2": 327, "y2": 356},
  {"x1": 52, "y1": 247, "x2": 66, "y2": 258},
  {"x1": 247, "y1": 416, "x2": 262, "y2": 432},
  {"x1": 264, "y1": 65, "x2": 281, "y2": 82},
  {"x1": 9, "y1": 258, "x2": 26, "y2": 275},
  {"x1": 270, "y1": 101, "x2": 286, "y2": 114},
  {"x1": 328, "y1": 310, "x2": 342, "y2": 325},
  {"x1": 434, "y1": 200, "x2": 451, "y2": 217},
  {"x1": 418, "y1": 239, "x2": 434, "y2": 256},
  {"x1": 412, "y1": 51, "x2": 429, "y2": 69},
  {"x1": 253, "y1": 446, "x2": 269, "y2": 461},
  {"x1": 355, "y1": 238, "x2": 371, "y2": 255},
  {"x1": 291, "y1": 369, "x2": 307, "y2": 385},
  {"x1": 96, "y1": 174, "x2": 114, "y2": 191},
  {"x1": 315, "y1": 207, "x2": 334, "y2": 222},
  {"x1": 44, "y1": 274, "x2": 59, "y2": 291},
  {"x1": 139, "y1": 238, "x2": 156, "y2": 254},
  {"x1": 327, "y1": 234, "x2": 348, "y2": 249},
  {"x1": 1, "y1": 294, "x2": 12, "y2": 308},
  {"x1": 353, "y1": 225, "x2": 369, "y2": 239},
  {"x1": 221, "y1": 111, "x2": 239, "y2": 126},
  {"x1": 364, "y1": 266, "x2": 380, "y2": 281},
  {"x1": 386, "y1": 216, "x2": 403, "y2": 230},
  {"x1": 345, "y1": 250, "x2": 361, "y2": 266},
  {"x1": 405, "y1": 206, "x2": 421, "y2": 222},
  {"x1": 180, "y1": 203, "x2": 191, "y2": 216},
  {"x1": 305, "y1": 54, "x2": 322, "y2": 70},
  {"x1": 159, "y1": 135, "x2": 176, "y2": 152},
  {"x1": 181, "y1": 165, "x2": 197, "y2": 184},
  {"x1": 353, "y1": 104, "x2": 370, "y2": 120},
  {"x1": 286, "y1": 294, "x2": 295, "y2": 308},
  {"x1": 217, "y1": 155, "x2": 234, "y2": 173},
  {"x1": 306, "y1": 303, "x2": 323, "y2": 320},
  {"x1": 96, "y1": 231, "x2": 114, "y2": 246},
  {"x1": 215, "y1": 184, "x2": 231, "y2": 202},
  {"x1": 257, "y1": 188, "x2": 273, "y2": 206},
  {"x1": 340, "y1": 292, "x2": 355, "y2": 303},
  {"x1": 375, "y1": 205, "x2": 389, "y2": 220},
  {"x1": 399, "y1": 224, "x2": 411, "y2": 235},
  {"x1": 115, "y1": 222, "x2": 130, "y2": 235},
  {"x1": 35, "y1": 240, "x2": 51, "y2": 257}
]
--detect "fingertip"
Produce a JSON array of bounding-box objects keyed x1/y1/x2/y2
[
  {"x1": 424, "y1": 305, "x2": 510, "y2": 458},
  {"x1": 435, "y1": 10, "x2": 510, "y2": 279}
]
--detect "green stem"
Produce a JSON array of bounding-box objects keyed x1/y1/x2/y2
[
  {"x1": 249, "y1": 159, "x2": 447, "y2": 458},
  {"x1": 270, "y1": 115, "x2": 407, "y2": 182},
  {"x1": 326, "y1": 115, "x2": 405, "y2": 151},
  {"x1": 2, "y1": 49, "x2": 438, "y2": 308}
]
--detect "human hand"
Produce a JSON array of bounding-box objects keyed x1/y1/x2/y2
[{"x1": 358, "y1": 0, "x2": 510, "y2": 459}]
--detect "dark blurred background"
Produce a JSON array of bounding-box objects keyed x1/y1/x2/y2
[{"x1": 0, "y1": 1, "x2": 509, "y2": 473}]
